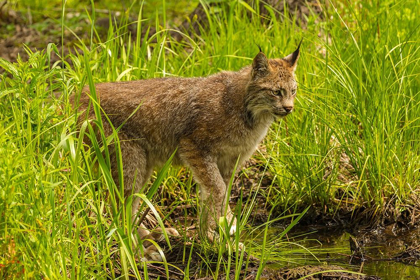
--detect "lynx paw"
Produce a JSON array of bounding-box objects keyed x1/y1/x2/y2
[
  {"x1": 206, "y1": 229, "x2": 221, "y2": 243},
  {"x1": 229, "y1": 224, "x2": 237, "y2": 236},
  {"x1": 142, "y1": 227, "x2": 179, "y2": 246},
  {"x1": 146, "y1": 228, "x2": 177, "y2": 241},
  {"x1": 137, "y1": 226, "x2": 180, "y2": 262},
  {"x1": 144, "y1": 244, "x2": 163, "y2": 262}
]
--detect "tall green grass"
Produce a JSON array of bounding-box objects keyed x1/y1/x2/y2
[
  {"x1": 1, "y1": 0, "x2": 419, "y2": 278},
  {"x1": 263, "y1": 0, "x2": 420, "y2": 216}
]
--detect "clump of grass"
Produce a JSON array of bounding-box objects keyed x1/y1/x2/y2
[{"x1": 262, "y1": 0, "x2": 420, "y2": 218}]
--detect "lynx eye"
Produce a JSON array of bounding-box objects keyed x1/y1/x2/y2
[
  {"x1": 291, "y1": 89, "x2": 297, "y2": 96},
  {"x1": 272, "y1": 88, "x2": 286, "y2": 96}
]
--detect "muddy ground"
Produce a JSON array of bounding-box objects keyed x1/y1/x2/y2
[
  {"x1": 142, "y1": 156, "x2": 420, "y2": 279},
  {"x1": 133, "y1": 231, "x2": 419, "y2": 279}
]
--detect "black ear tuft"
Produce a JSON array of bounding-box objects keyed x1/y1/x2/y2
[
  {"x1": 255, "y1": 43, "x2": 262, "y2": 53},
  {"x1": 252, "y1": 52, "x2": 269, "y2": 78},
  {"x1": 283, "y1": 39, "x2": 302, "y2": 72}
]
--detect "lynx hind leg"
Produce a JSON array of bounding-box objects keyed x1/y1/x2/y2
[
  {"x1": 108, "y1": 133, "x2": 149, "y2": 216},
  {"x1": 107, "y1": 130, "x2": 152, "y2": 239},
  {"x1": 107, "y1": 136, "x2": 158, "y2": 259},
  {"x1": 110, "y1": 133, "x2": 180, "y2": 261}
]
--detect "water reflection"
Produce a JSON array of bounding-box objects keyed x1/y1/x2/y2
[{"x1": 253, "y1": 226, "x2": 420, "y2": 280}]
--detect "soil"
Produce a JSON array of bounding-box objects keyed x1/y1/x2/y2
[
  {"x1": 262, "y1": 265, "x2": 381, "y2": 280},
  {"x1": 0, "y1": 7, "x2": 134, "y2": 72}
]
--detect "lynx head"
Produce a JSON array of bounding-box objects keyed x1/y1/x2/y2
[{"x1": 246, "y1": 42, "x2": 301, "y2": 122}]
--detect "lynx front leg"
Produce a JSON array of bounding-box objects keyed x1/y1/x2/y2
[
  {"x1": 179, "y1": 144, "x2": 228, "y2": 241},
  {"x1": 218, "y1": 159, "x2": 241, "y2": 236}
]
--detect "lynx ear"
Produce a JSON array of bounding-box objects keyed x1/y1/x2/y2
[
  {"x1": 252, "y1": 52, "x2": 270, "y2": 78},
  {"x1": 283, "y1": 39, "x2": 302, "y2": 72}
]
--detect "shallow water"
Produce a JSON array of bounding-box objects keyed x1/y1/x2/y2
[{"x1": 262, "y1": 226, "x2": 420, "y2": 279}]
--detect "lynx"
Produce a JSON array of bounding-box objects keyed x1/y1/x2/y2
[{"x1": 75, "y1": 43, "x2": 300, "y2": 260}]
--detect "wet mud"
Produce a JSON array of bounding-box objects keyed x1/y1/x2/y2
[
  {"x1": 138, "y1": 223, "x2": 420, "y2": 279},
  {"x1": 136, "y1": 240, "x2": 387, "y2": 280}
]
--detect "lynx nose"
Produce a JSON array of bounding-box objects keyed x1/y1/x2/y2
[{"x1": 284, "y1": 106, "x2": 293, "y2": 113}]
